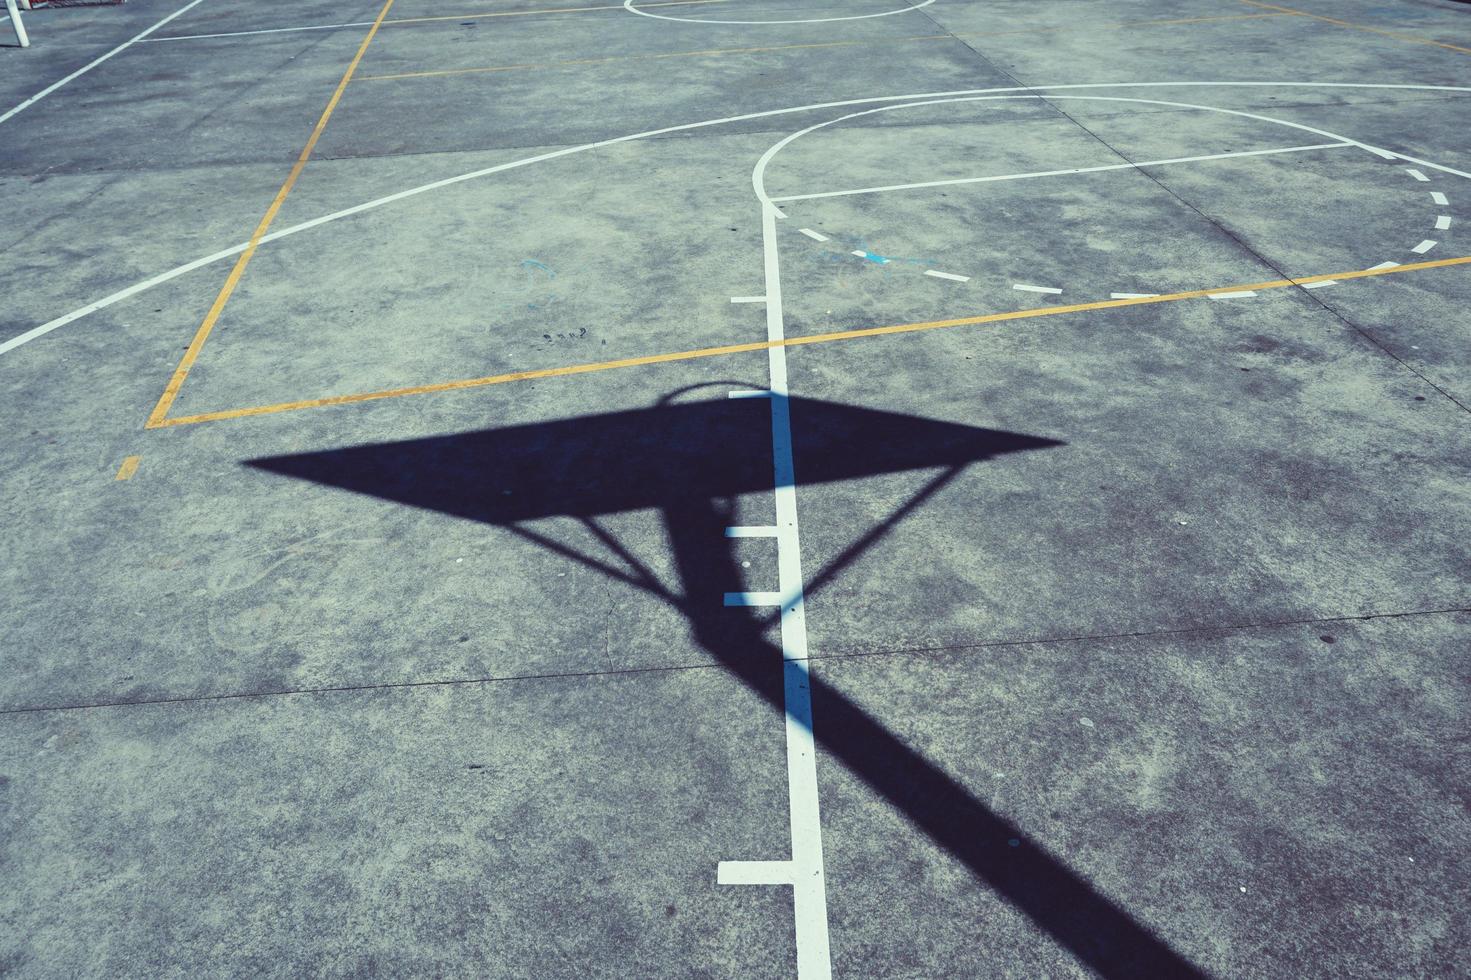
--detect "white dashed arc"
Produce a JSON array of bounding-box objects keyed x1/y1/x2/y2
[
  {"x1": 754, "y1": 93, "x2": 1460, "y2": 300},
  {"x1": 6, "y1": 81, "x2": 1471, "y2": 359}
]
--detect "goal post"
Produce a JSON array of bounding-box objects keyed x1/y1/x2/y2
[{"x1": 4, "y1": 0, "x2": 31, "y2": 48}]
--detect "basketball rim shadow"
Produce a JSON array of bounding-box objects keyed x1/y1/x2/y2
[{"x1": 249, "y1": 389, "x2": 1205, "y2": 978}]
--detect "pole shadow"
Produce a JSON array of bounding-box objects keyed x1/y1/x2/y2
[{"x1": 248, "y1": 392, "x2": 1205, "y2": 978}]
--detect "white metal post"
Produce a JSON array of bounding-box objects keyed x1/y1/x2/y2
[{"x1": 4, "y1": 0, "x2": 30, "y2": 48}]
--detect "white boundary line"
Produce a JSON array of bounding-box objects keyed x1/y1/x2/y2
[
  {"x1": 623, "y1": 0, "x2": 933, "y2": 25},
  {"x1": 770, "y1": 142, "x2": 1352, "y2": 202},
  {"x1": 0, "y1": 0, "x2": 211, "y2": 127},
  {"x1": 7, "y1": 82, "x2": 1471, "y2": 358}
]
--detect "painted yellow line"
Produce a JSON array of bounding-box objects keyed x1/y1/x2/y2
[
  {"x1": 1240, "y1": 0, "x2": 1471, "y2": 56},
  {"x1": 143, "y1": 0, "x2": 398, "y2": 431},
  {"x1": 357, "y1": 11, "x2": 1290, "y2": 82},
  {"x1": 150, "y1": 254, "x2": 1471, "y2": 429},
  {"x1": 115, "y1": 455, "x2": 142, "y2": 481}
]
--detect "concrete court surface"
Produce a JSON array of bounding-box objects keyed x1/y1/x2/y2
[{"x1": 1, "y1": 0, "x2": 1469, "y2": 976}]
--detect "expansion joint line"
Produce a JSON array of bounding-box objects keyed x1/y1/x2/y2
[{"x1": 143, "y1": 0, "x2": 398, "y2": 430}]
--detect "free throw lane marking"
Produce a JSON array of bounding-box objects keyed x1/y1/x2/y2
[
  {"x1": 756, "y1": 200, "x2": 832, "y2": 980},
  {"x1": 719, "y1": 860, "x2": 795, "y2": 885},
  {"x1": 114, "y1": 456, "x2": 141, "y2": 481},
  {"x1": 144, "y1": 0, "x2": 398, "y2": 429},
  {"x1": 148, "y1": 254, "x2": 1471, "y2": 428},
  {"x1": 724, "y1": 592, "x2": 785, "y2": 607}
]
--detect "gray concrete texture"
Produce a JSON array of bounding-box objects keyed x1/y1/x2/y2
[{"x1": 1, "y1": 0, "x2": 1468, "y2": 976}]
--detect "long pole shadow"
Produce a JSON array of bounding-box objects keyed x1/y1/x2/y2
[
  {"x1": 666, "y1": 494, "x2": 1203, "y2": 978},
  {"x1": 249, "y1": 394, "x2": 1205, "y2": 978}
]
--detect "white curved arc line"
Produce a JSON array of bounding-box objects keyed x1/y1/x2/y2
[
  {"x1": 752, "y1": 94, "x2": 1398, "y2": 210},
  {"x1": 622, "y1": 0, "x2": 934, "y2": 25},
  {"x1": 7, "y1": 81, "x2": 1471, "y2": 358}
]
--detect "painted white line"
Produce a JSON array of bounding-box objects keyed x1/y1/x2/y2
[
  {"x1": 727, "y1": 390, "x2": 771, "y2": 400},
  {"x1": 718, "y1": 860, "x2": 794, "y2": 885},
  {"x1": 742, "y1": 202, "x2": 832, "y2": 978},
  {"x1": 1208, "y1": 290, "x2": 1258, "y2": 300},
  {"x1": 624, "y1": 0, "x2": 934, "y2": 25},
  {"x1": 1412, "y1": 239, "x2": 1438, "y2": 254},
  {"x1": 0, "y1": 0, "x2": 212, "y2": 127},
  {"x1": 1386, "y1": 149, "x2": 1471, "y2": 183},
  {"x1": 797, "y1": 228, "x2": 829, "y2": 242},
  {"x1": 924, "y1": 270, "x2": 970, "y2": 282},
  {"x1": 731, "y1": 295, "x2": 768, "y2": 304},
  {"x1": 1370, "y1": 261, "x2": 1401, "y2": 270},
  {"x1": 1435, "y1": 215, "x2": 1451, "y2": 231},
  {"x1": 1013, "y1": 283, "x2": 1063, "y2": 295},
  {"x1": 725, "y1": 525, "x2": 779, "y2": 537},
  {"x1": 724, "y1": 591, "x2": 785, "y2": 607},
  {"x1": 1367, "y1": 146, "x2": 1399, "y2": 160},
  {"x1": 1300, "y1": 279, "x2": 1338, "y2": 289},
  {"x1": 1431, "y1": 191, "x2": 1449, "y2": 206},
  {"x1": 1111, "y1": 291, "x2": 1159, "y2": 299},
  {"x1": 771, "y1": 142, "x2": 1353, "y2": 203},
  {"x1": 1406, "y1": 168, "x2": 1431, "y2": 182},
  {"x1": 13, "y1": 82, "x2": 1471, "y2": 357},
  {"x1": 0, "y1": 243, "x2": 248, "y2": 356}
]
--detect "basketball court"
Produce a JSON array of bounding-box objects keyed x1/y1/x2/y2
[{"x1": 2, "y1": 1, "x2": 1468, "y2": 975}]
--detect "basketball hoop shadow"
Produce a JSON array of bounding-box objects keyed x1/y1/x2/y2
[{"x1": 248, "y1": 391, "x2": 1203, "y2": 978}]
